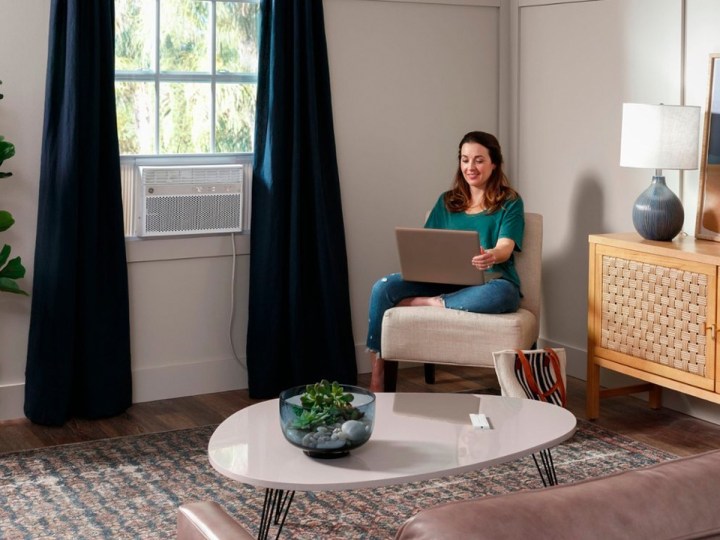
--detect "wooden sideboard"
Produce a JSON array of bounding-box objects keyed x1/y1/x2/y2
[{"x1": 587, "y1": 233, "x2": 720, "y2": 419}]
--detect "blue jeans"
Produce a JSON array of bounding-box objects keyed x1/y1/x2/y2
[{"x1": 366, "y1": 273, "x2": 520, "y2": 353}]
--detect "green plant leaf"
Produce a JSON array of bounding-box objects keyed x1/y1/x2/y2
[
  {"x1": 0, "y1": 136, "x2": 14, "y2": 177},
  {"x1": 0, "y1": 255, "x2": 25, "y2": 279},
  {"x1": 0, "y1": 211, "x2": 14, "y2": 232},
  {"x1": 0, "y1": 244, "x2": 9, "y2": 267},
  {"x1": 0, "y1": 136, "x2": 15, "y2": 162},
  {"x1": 0, "y1": 277, "x2": 28, "y2": 295}
]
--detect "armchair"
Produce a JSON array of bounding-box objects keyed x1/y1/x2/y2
[{"x1": 379, "y1": 213, "x2": 543, "y2": 391}]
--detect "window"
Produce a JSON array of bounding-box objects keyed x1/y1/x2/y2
[
  {"x1": 115, "y1": 0, "x2": 259, "y2": 155},
  {"x1": 114, "y1": 0, "x2": 259, "y2": 237}
]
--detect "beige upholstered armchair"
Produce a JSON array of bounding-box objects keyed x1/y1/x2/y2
[{"x1": 379, "y1": 213, "x2": 543, "y2": 391}]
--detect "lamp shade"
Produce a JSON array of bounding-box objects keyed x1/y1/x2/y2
[{"x1": 620, "y1": 103, "x2": 701, "y2": 170}]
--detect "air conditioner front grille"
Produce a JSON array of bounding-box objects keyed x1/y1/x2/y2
[{"x1": 145, "y1": 193, "x2": 243, "y2": 235}]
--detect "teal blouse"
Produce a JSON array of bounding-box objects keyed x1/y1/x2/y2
[{"x1": 424, "y1": 194, "x2": 525, "y2": 289}]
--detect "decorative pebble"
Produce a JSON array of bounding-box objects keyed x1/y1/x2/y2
[
  {"x1": 283, "y1": 417, "x2": 372, "y2": 452},
  {"x1": 341, "y1": 420, "x2": 366, "y2": 441}
]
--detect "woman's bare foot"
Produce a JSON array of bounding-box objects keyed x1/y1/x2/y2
[{"x1": 396, "y1": 296, "x2": 444, "y2": 307}]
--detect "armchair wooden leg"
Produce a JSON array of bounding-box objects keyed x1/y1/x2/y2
[
  {"x1": 424, "y1": 363, "x2": 436, "y2": 384},
  {"x1": 384, "y1": 361, "x2": 399, "y2": 392}
]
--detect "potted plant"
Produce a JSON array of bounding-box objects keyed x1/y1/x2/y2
[
  {"x1": 279, "y1": 379, "x2": 376, "y2": 458},
  {"x1": 0, "y1": 80, "x2": 28, "y2": 295}
]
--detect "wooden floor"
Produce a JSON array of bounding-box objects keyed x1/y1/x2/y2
[{"x1": 3, "y1": 365, "x2": 720, "y2": 456}]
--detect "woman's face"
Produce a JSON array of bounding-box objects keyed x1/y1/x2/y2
[{"x1": 460, "y1": 142, "x2": 496, "y2": 190}]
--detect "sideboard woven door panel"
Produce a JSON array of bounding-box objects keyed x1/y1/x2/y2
[
  {"x1": 592, "y1": 244, "x2": 716, "y2": 391},
  {"x1": 600, "y1": 254, "x2": 709, "y2": 376}
]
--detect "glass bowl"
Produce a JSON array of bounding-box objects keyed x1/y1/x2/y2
[{"x1": 279, "y1": 383, "x2": 376, "y2": 458}]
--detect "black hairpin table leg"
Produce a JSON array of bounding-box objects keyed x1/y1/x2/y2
[
  {"x1": 258, "y1": 488, "x2": 295, "y2": 539},
  {"x1": 532, "y1": 448, "x2": 558, "y2": 487}
]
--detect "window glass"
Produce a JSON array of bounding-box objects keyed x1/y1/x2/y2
[
  {"x1": 216, "y1": 83, "x2": 256, "y2": 153},
  {"x1": 116, "y1": 81, "x2": 155, "y2": 155},
  {"x1": 216, "y1": 1, "x2": 259, "y2": 74},
  {"x1": 115, "y1": 0, "x2": 155, "y2": 72},
  {"x1": 159, "y1": 0, "x2": 211, "y2": 73},
  {"x1": 159, "y1": 82, "x2": 211, "y2": 154}
]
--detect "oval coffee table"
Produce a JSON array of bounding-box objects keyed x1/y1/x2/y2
[{"x1": 209, "y1": 392, "x2": 576, "y2": 538}]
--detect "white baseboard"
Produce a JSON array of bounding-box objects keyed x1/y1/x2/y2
[
  {"x1": 132, "y1": 356, "x2": 248, "y2": 403},
  {"x1": 0, "y1": 357, "x2": 250, "y2": 422},
  {"x1": 0, "y1": 382, "x2": 26, "y2": 421}
]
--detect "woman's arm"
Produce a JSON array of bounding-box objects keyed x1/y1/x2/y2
[{"x1": 472, "y1": 237, "x2": 516, "y2": 270}]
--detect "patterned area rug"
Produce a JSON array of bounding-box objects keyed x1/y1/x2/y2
[{"x1": 0, "y1": 419, "x2": 675, "y2": 539}]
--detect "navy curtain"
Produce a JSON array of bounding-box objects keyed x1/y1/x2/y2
[
  {"x1": 25, "y1": 0, "x2": 131, "y2": 425},
  {"x1": 247, "y1": 0, "x2": 357, "y2": 397}
]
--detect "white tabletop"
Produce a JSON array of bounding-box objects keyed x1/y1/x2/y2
[{"x1": 208, "y1": 393, "x2": 576, "y2": 492}]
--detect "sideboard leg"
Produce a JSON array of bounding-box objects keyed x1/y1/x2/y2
[
  {"x1": 586, "y1": 361, "x2": 600, "y2": 420},
  {"x1": 648, "y1": 384, "x2": 662, "y2": 409}
]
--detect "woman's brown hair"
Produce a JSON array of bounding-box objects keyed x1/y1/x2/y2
[{"x1": 444, "y1": 131, "x2": 518, "y2": 214}]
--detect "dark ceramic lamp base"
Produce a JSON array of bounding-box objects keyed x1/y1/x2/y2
[{"x1": 632, "y1": 176, "x2": 684, "y2": 241}]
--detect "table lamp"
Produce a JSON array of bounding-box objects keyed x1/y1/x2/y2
[{"x1": 620, "y1": 103, "x2": 701, "y2": 241}]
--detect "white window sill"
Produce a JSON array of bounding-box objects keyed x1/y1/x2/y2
[{"x1": 125, "y1": 232, "x2": 251, "y2": 263}]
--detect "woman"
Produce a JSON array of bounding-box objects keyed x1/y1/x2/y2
[{"x1": 366, "y1": 131, "x2": 524, "y2": 392}]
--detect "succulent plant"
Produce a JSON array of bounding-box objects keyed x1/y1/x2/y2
[{"x1": 291, "y1": 380, "x2": 363, "y2": 430}]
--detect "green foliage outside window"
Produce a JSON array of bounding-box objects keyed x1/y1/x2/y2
[{"x1": 114, "y1": 0, "x2": 259, "y2": 155}]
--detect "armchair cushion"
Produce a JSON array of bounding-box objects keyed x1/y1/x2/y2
[{"x1": 381, "y1": 307, "x2": 538, "y2": 368}]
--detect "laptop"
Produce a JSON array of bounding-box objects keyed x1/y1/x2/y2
[{"x1": 395, "y1": 227, "x2": 501, "y2": 286}]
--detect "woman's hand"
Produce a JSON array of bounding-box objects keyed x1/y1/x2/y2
[
  {"x1": 472, "y1": 247, "x2": 495, "y2": 271},
  {"x1": 472, "y1": 238, "x2": 515, "y2": 271}
]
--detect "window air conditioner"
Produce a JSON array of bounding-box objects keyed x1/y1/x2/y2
[{"x1": 136, "y1": 164, "x2": 244, "y2": 237}]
